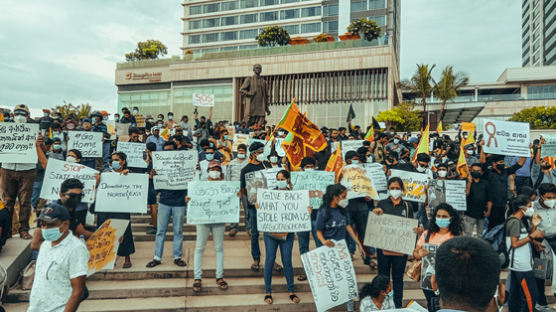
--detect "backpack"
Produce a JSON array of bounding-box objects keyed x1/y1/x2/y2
[{"x1": 483, "y1": 217, "x2": 519, "y2": 269}]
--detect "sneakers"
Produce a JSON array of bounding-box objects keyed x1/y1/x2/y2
[
  {"x1": 146, "y1": 227, "x2": 157, "y2": 235},
  {"x1": 535, "y1": 304, "x2": 551, "y2": 312}
]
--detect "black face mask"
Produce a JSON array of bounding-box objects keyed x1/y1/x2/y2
[
  {"x1": 496, "y1": 163, "x2": 505, "y2": 171},
  {"x1": 470, "y1": 171, "x2": 482, "y2": 179},
  {"x1": 542, "y1": 164, "x2": 552, "y2": 170},
  {"x1": 65, "y1": 193, "x2": 82, "y2": 209}
]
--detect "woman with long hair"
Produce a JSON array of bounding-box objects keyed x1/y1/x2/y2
[{"x1": 359, "y1": 275, "x2": 395, "y2": 311}]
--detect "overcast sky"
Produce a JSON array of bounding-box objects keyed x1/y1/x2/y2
[{"x1": 0, "y1": 0, "x2": 522, "y2": 115}]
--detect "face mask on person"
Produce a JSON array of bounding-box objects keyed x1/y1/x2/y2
[
  {"x1": 471, "y1": 171, "x2": 481, "y2": 179},
  {"x1": 351, "y1": 159, "x2": 360, "y2": 165},
  {"x1": 14, "y1": 115, "x2": 26, "y2": 123},
  {"x1": 270, "y1": 156, "x2": 278, "y2": 163},
  {"x1": 205, "y1": 153, "x2": 214, "y2": 161},
  {"x1": 111, "y1": 161, "x2": 122, "y2": 171},
  {"x1": 276, "y1": 180, "x2": 288, "y2": 189},
  {"x1": 65, "y1": 193, "x2": 82, "y2": 209},
  {"x1": 496, "y1": 163, "x2": 505, "y2": 171},
  {"x1": 438, "y1": 170, "x2": 447, "y2": 178},
  {"x1": 304, "y1": 168, "x2": 314, "y2": 171},
  {"x1": 278, "y1": 131, "x2": 284, "y2": 136},
  {"x1": 115, "y1": 118, "x2": 120, "y2": 122},
  {"x1": 223, "y1": 135, "x2": 229, "y2": 141},
  {"x1": 208, "y1": 170, "x2": 221, "y2": 179},
  {"x1": 158, "y1": 123, "x2": 164, "y2": 128},
  {"x1": 237, "y1": 153, "x2": 246, "y2": 159},
  {"x1": 522, "y1": 206, "x2": 534, "y2": 217},
  {"x1": 43, "y1": 113, "x2": 49, "y2": 117},
  {"x1": 53, "y1": 144, "x2": 61, "y2": 150},
  {"x1": 385, "y1": 290, "x2": 394, "y2": 299},
  {"x1": 133, "y1": 110, "x2": 138, "y2": 114},
  {"x1": 168, "y1": 115, "x2": 173, "y2": 120},
  {"x1": 256, "y1": 153, "x2": 266, "y2": 162},
  {"x1": 416, "y1": 166, "x2": 426, "y2": 173},
  {"x1": 389, "y1": 189, "x2": 402, "y2": 199},
  {"x1": 393, "y1": 138, "x2": 399, "y2": 144},
  {"x1": 543, "y1": 199, "x2": 556, "y2": 209},
  {"x1": 436, "y1": 217, "x2": 451, "y2": 229},
  {"x1": 338, "y1": 198, "x2": 349, "y2": 208},
  {"x1": 42, "y1": 226, "x2": 63, "y2": 241},
  {"x1": 66, "y1": 156, "x2": 77, "y2": 163},
  {"x1": 542, "y1": 164, "x2": 552, "y2": 170},
  {"x1": 467, "y1": 149, "x2": 474, "y2": 155}
]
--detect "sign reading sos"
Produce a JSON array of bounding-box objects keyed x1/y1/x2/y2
[{"x1": 192, "y1": 93, "x2": 215, "y2": 107}]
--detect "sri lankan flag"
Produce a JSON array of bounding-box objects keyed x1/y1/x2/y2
[
  {"x1": 325, "y1": 142, "x2": 343, "y2": 183},
  {"x1": 161, "y1": 128, "x2": 170, "y2": 141},
  {"x1": 278, "y1": 98, "x2": 326, "y2": 152},
  {"x1": 48, "y1": 128, "x2": 54, "y2": 139},
  {"x1": 412, "y1": 123, "x2": 430, "y2": 162},
  {"x1": 281, "y1": 132, "x2": 307, "y2": 170},
  {"x1": 0, "y1": 112, "x2": 4, "y2": 122},
  {"x1": 436, "y1": 121, "x2": 443, "y2": 134}
]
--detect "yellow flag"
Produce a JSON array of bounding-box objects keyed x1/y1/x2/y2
[
  {"x1": 456, "y1": 144, "x2": 469, "y2": 179},
  {"x1": 412, "y1": 123, "x2": 430, "y2": 162},
  {"x1": 436, "y1": 121, "x2": 443, "y2": 134}
]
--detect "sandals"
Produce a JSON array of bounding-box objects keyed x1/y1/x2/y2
[
  {"x1": 174, "y1": 259, "x2": 187, "y2": 267},
  {"x1": 228, "y1": 228, "x2": 238, "y2": 237},
  {"x1": 297, "y1": 274, "x2": 307, "y2": 281},
  {"x1": 20, "y1": 231, "x2": 32, "y2": 240},
  {"x1": 250, "y1": 262, "x2": 260, "y2": 272},
  {"x1": 273, "y1": 262, "x2": 283, "y2": 273},
  {"x1": 216, "y1": 278, "x2": 228, "y2": 290},
  {"x1": 369, "y1": 260, "x2": 378, "y2": 270},
  {"x1": 146, "y1": 260, "x2": 161, "y2": 268},
  {"x1": 122, "y1": 262, "x2": 132, "y2": 269},
  {"x1": 193, "y1": 279, "x2": 202, "y2": 292},
  {"x1": 264, "y1": 294, "x2": 273, "y2": 304},
  {"x1": 289, "y1": 294, "x2": 300, "y2": 304}
]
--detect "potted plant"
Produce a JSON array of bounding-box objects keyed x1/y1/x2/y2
[
  {"x1": 338, "y1": 32, "x2": 361, "y2": 41},
  {"x1": 314, "y1": 33, "x2": 335, "y2": 43},
  {"x1": 347, "y1": 18, "x2": 381, "y2": 41},
  {"x1": 289, "y1": 36, "x2": 310, "y2": 45}
]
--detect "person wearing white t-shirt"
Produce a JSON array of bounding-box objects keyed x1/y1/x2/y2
[
  {"x1": 28, "y1": 203, "x2": 89, "y2": 312},
  {"x1": 505, "y1": 195, "x2": 544, "y2": 312}
]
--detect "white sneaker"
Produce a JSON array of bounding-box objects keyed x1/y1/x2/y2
[{"x1": 535, "y1": 304, "x2": 551, "y2": 312}]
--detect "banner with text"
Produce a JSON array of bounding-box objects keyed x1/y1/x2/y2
[
  {"x1": 340, "y1": 165, "x2": 379, "y2": 200},
  {"x1": 245, "y1": 170, "x2": 267, "y2": 205},
  {"x1": 192, "y1": 93, "x2": 215, "y2": 107},
  {"x1": 364, "y1": 163, "x2": 388, "y2": 192},
  {"x1": 389, "y1": 169, "x2": 430, "y2": 203},
  {"x1": 341, "y1": 140, "x2": 364, "y2": 159},
  {"x1": 232, "y1": 133, "x2": 249, "y2": 152},
  {"x1": 187, "y1": 181, "x2": 240, "y2": 224},
  {"x1": 302, "y1": 239, "x2": 358, "y2": 312},
  {"x1": 95, "y1": 173, "x2": 148, "y2": 213},
  {"x1": 0, "y1": 123, "x2": 38, "y2": 163},
  {"x1": 152, "y1": 150, "x2": 198, "y2": 190},
  {"x1": 364, "y1": 213, "x2": 418, "y2": 255},
  {"x1": 482, "y1": 119, "x2": 531, "y2": 157},
  {"x1": 291, "y1": 171, "x2": 335, "y2": 209},
  {"x1": 67, "y1": 131, "x2": 103, "y2": 158},
  {"x1": 117, "y1": 141, "x2": 147, "y2": 168},
  {"x1": 541, "y1": 135, "x2": 556, "y2": 158},
  {"x1": 86, "y1": 219, "x2": 129, "y2": 276},
  {"x1": 40, "y1": 158, "x2": 98, "y2": 203},
  {"x1": 256, "y1": 189, "x2": 311, "y2": 232},
  {"x1": 445, "y1": 180, "x2": 467, "y2": 211}
]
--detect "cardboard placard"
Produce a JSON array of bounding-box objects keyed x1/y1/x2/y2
[
  {"x1": 256, "y1": 189, "x2": 311, "y2": 232},
  {"x1": 40, "y1": 158, "x2": 98, "y2": 203},
  {"x1": 291, "y1": 171, "x2": 335, "y2": 209},
  {"x1": 232, "y1": 133, "x2": 249, "y2": 152},
  {"x1": 86, "y1": 219, "x2": 129, "y2": 276},
  {"x1": 341, "y1": 140, "x2": 365, "y2": 159},
  {"x1": 94, "y1": 172, "x2": 148, "y2": 213},
  {"x1": 364, "y1": 163, "x2": 387, "y2": 192},
  {"x1": 67, "y1": 131, "x2": 103, "y2": 158},
  {"x1": 152, "y1": 150, "x2": 198, "y2": 190},
  {"x1": 0, "y1": 123, "x2": 38, "y2": 163},
  {"x1": 192, "y1": 93, "x2": 215, "y2": 107},
  {"x1": 116, "y1": 141, "x2": 147, "y2": 168},
  {"x1": 444, "y1": 180, "x2": 467, "y2": 211},
  {"x1": 186, "y1": 181, "x2": 240, "y2": 224},
  {"x1": 389, "y1": 169, "x2": 430, "y2": 203},
  {"x1": 482, "y1": 119, "x2": 531, "y2": 157},
  {"x1": 340, "y1": 165, "x2": 379, "y2": 200},
  {"x1": 541, "y1": 135, "x2": 556, "y2": 158},
  {"x1": 363, "y1": 213, "x2": 418, "y2": 255}
]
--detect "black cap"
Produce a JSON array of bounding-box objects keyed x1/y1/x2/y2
[
  {"x1": 39, "y1": 203, "x2": 70, "y2": 222},
  {"x1": 249, "y1": 141, "x2": 265, "y2": 152},
  {"x1": 417, "y1": 153, "x2": 431, "y2": 162}
]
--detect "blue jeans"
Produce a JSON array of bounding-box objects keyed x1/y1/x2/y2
[
  {"x1": 297, "y1": 220, "x2": 321, "y2": 255},
  {"x1": 377, "y1": 249, "x2": 408, "y2": 308},
  {"x1": 31, "y1": 180, "x2": 42, "y2": 209},
  {"x1": 263, "y1": 232, "x2": 295, "y2": 293},
  {"x1": 154, "y1": 203, "x2": 186, "y2": 261},
  {"x1": 102, "y1": 141, "x2": 112, "y2": 171},
  {"x1": 247, "y1": 208, "x2": 260, "y2": 261}
]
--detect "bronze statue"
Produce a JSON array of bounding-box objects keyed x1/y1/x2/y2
[{"x1": 239, "y1": 64, "x2": 269, "y2": 127}]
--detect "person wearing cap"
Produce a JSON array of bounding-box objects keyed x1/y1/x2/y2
[
  {"x1": 189, "y1": 160, "x2": 231, "y2": 292},
  {"x1": 28, "y1": 203, "x2": 89, "y2": 312},
  {"x1": 240, "y1": 141, "x2": 271, "y2": 272},
  {"x1": 63, "y1": 114, "x2": 78, "y2": 131},
  {"x1": 38, "y1": 109, "x2": 53, "y2": 132},
  {"x1": 91, "y1": 111, "x2": 107, "y2": 134},
  {"x1": 146, "y1": 126, "x2": 166, "y2": 151}
]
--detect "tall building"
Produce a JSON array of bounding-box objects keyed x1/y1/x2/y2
[
  {"x1": 181, "y1": 0, "x2": 400, "y2": 60},
  {"x1": 522, "y1": 0, "x2": 556, "y2": 66}
]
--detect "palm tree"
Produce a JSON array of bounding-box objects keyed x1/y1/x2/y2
[
  {"x1": 401, "y1": 64, "x2": 435, "y2": 125},
  {"x1": 434, "y1": 66, "x2": 469, "y2": 121},
  {"x1": 76, "y1": 103, "x2": 92, "y2": 120},
  {"x1": 51, "y1": 101, "x2": 77, "y2": 119}
]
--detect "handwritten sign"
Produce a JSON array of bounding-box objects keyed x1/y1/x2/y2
[
  {"x1": 341, "y1": 140, "x2": 364, "y2": 159},
  {"x1": 445, "y1": 180, "x2": 467, "y2": 211},
  {"x1": 232, "y1": 133, "x2": 249, "y2": 152},
  {"x1": 67, "y1": 131, "x2": 103, "y2": 158},
  {"x1": 117, "y1": 142, "x2": 147, "y2": 168},
  {"x1": 86, "y1": 219, "x2": 129, "y2": 276},
  {"x1": 40, "y1": 158, "x2": 98, "y2": 203},
  {"x1": 389, "y1": 169, "x2": 430, "y2": 203},
  {"x1": 134, "y1": 114, "x2": 145, "y2": 128},
  {"x1": 192, "y1": 93, "x2": 215, "y2": 107},
  {"x1": 482, "y1": 119, "x2": 530, "y2": 157},
  {"x1": 340, "y1": 165, "x2": 378, "y2": 200},
  {"x1": 152, "y1": 150, "x2": 198, "y2": 190},
  {"x1": 364, "y1": 163, "x2": 387, "y2": 191},
  {"x1": 301, "y1": 239, "x2": 358, "y2": 312},
  {"x1": 291, "y1": 171, "x2": 335, "y2": 209},
  {"x1": 256, "y1": 189, "x2": 311, "y2": 232},
  {"x1": 245, "y1": 170, "x2": 267, "y2": 205},
  {"x1": 95, "y1": 172, "x2": 148, "y2": 213},
  {"x1": 363, "y1": 213, "x2": 418, "y2": 255},
  {"x1": 0, "y1": 123, "x2": 38, "y2": 163},
  {"x1": 541, "y1": 135, "x2": 556, "y2": 158},
  {"x1": 187, "y1": 181, "x2": 240, "y2": 224}
]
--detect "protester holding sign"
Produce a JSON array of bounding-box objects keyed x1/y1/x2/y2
[
  {"x1": 464, "y1": 164, "x2": 491, "y2": 237},
  {"x1": 372, "y1": 177, "x2": 420, "y2": 308},
  {"x1": 145, "y1": 142, "x2": 159, "y2": 235},
  {"x1": 226, "y1": 143, "x2": 249, "y2": 237},
  {"x1": 413, "y1": 204, "x2": 462, "y2": 312},
  {"x1": 531, "y1": 138, "x2": 556, "y2": 191}
]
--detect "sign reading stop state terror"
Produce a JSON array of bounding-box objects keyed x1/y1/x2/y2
[
  {"x1": 40, "y1": 158, "x2": 98, "y2": 203},
  {"x1": 256, "y1": 189, "x2": 311, "y2": 232},
  {"x1": 67, "y1": 131, "x2": 103, "y2": 157},
  {"x1": 0, "y1": 123, "x2": 38, "y2": 163},
  {"x1": 482, "y1": 119, "x2": 531, "y2": 157},
  {"x1": 192, "y1": 93, "x2": 215, "y2": 107}
]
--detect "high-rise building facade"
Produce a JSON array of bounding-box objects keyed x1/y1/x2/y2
[
  {"x1": 522, "y1": 0, "x2": 556, "y2": 66},
  {"x1": 181, "y1": 0, "x2": 400, "y2": 59}
]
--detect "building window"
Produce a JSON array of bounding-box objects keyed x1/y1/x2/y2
[
  {"x1": 202, "y1": 48, "x2": 219, "y2": 54},
  {"x1": 189, "y1": 20, "x2": 202, "y2": 30},
  {"x1": 240, "y1": 13, "x2": 258, "y2": 24},
  {"x1": 533, "y1": 39, "x2": 540, "y2": 52},
  {"x1": 221, "y1": 16, "x2": 239, "y2": 26},
  {"x1": 281, "y1": 8, "x2": 300, "y2": 19},
  {"x1": 189, "y1": 5, "x2": 202, "y2": 15},
  {"x1": 240, "y1": 29, "x2": 258, "y2": 39},
  {"x1": 260, "y1": 11, "x2": 278, "y2": 21},
  {"x1": 239, "y1": 44, "x2": 258, "y2": 49},
  {"x1": 220, "y1": 46, "x2": 238, "y2": 51},
  {"x1": 283, "y1": 24, "x2": 299, "y2": 35},
  {"x1": 351, "y1": 0, "x2": 366, "y2": 12},
  {"x1": 528, "y1": 85, "x2": 556, "y2": 99},
  {"x1": 301, "y1": 6, "x2": 321, "y2": 17},
  {"x1": 369, "y1": 0, "x2": 386, "y2": 10},
  {"x1": 240, "y1": 0, "x2": 259, "y2": 8},
  {"x1": 202, "y1": 33, "x2": 219, "y2": 43},
  {"x1": 222, "y1": 1, "x2": 239, "y2": 11},
  {"x1": 203, "y1": 18, "x2": 220, "y2": 28},
  {"x1": 301, "y1": 22, "x2": 321, "y2": 33},
  {"x1": 203, "y1": 3, "x2": 220, "y2": 13},
  {"x1": 368, "y1": 15, "x2": 386, "y2": 26},
  {"x1": 323, "y1": 4, "x2": 339, "y2": 16},
  {"x1": 189, "y1": 35, "x2": 201, "y2": 44},
  {"x1": 221, "y1": 31, "x2": 239, "y2": 41},
  {"x1": 323, "y1": 20, "x2": 338, "y2": 33},
  {"x1": 533, "y1": 51, "x2": 540, "y2": 64},
  {"x1": 281, "y1": 0, "x2": 299, "y2": 3},
  {"x1": 262, "y1": 0, "x2": 279, "y2": 5}
]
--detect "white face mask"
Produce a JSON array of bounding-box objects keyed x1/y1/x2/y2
[
  {"x1": 278, "y1": 131, "x2": 284, "y2": 136},
  {"x1": 416, "y1": 166, "x2": 426, "y2": 173},
  {"x1": 66, "y1": 156, "x2": 77, "y2": 163},
  {"x1": 389, "y1": 189, "x2": 402, "y2": 199},
  {"x1": 133, "y1": 110, "x2": 138, "y2": 114},
  {"x1": 304, "y1": 168, "x2": 314, "y2": 171},
  {"x1": 237, "y1": 153, "x2": 246, "y2": 159},
  {"x1": 338, "y1": 198, "x2": 349, "y2": 208},
  {"x1": 522, "y1": 206, "x2": 534, "y2": 217},
  {"x1": 438, "y1": 170, "x2": 447, "y2": 178},
  {"x1": 14, "y1": 115, "x2": 26, "y2": 123},
  {"x1": 543, "y1": 199, "x2": 556, "y2": 209},
  {"x1": 208, "y1": 170, "x2": 221, "y2": 180},
  {"x1": 269, "y1": 156, "x2": 278, "y2": 163},
  {"x1": 168, "y1": 116, "x2": 173, "y2": 120},
  {"x1": 256, "y1": 153, "x2": 266, "y2": 162}
]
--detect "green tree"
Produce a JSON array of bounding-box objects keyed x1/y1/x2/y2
[
  {"x1": 51, "y1": 101, "x2": 77, "y2": 119},
  {"x1": 376, "y1": 102, "x2": 421, "y2": 132},
  {"x1": 256, "y1": 26, "x2": 290, "y2": 47},
  {"x1": 75, "y1": 103, "x2": 92, "y2": 120},
  {"x1": 434, "y1": 66, "x2": 469, "y2": 121},
  {"x1": 125, "y1": 40, "x2": 168, "y2": 62},
  {"x1": 347, "y1": 18, "x2": 381, "y2": 41},
  {"x1": 401, "y1": 64, "x2": 435, "y2": 126},
  {"x1": 509, "y1": 106, "x2": 556, "y2": 129}
]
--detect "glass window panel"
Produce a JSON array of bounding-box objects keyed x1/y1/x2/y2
[
  {"x1": 281, "y1": 0, "x2": 298, "y2": 3},
  {"x1": 351, "y1": 0, "x2": 366, "y2": 12},
  {"x1": 239, "y1": 44, "x2": 258, "y2": 49},
  {"x1": 189, "y1": 20, "x2": 201, "y2": 29},
  {"x1": 301, "y1": 6, "x2": 321, "y2": 17},
  {"x1": 260, "y1": 11, "x2": 278, "y2": 21},
  {"x1": 190, "y1": 5, "x2": 202, "y2": 15},
  {"x1": 368, "y1": 15, "x2": 386, "y2": 26},
  {"x1": 203, "y1": 18, "x2": 220, "y2": 28},
  {"x1": 203, "y1": 3, "x2": 220, "y2": 13},
  {"x1": 262, "y1": 0, "x2": 279, "y2": 5},
  {"x1": 220, "y1": 46, "x2": 238, "y2": 51},
  {"x1": 324, "y1": 4, "x2": 338, "y2": 16},
  {"x1": 281, "y1": 8, "x2": 299, "y2": 19},
  {"x1": 323, "y1": 21, "x2": 338, "y2": 33},
  {"x1": 221, "y1": 31, "x2": 238, "y2": 41},
  {"x1": 240, "y1": 13, "x2": 258, "y2": 24},
  {"x1": 283, "y1": 24, "x2": 299, "y2": 35},
  {"x1": 189, "y1": 35, "x2": 201, "y2": 44},
  {"x1": 203, "y1": 33, "x2": 219, "y2": 43},
  {"x1": 240, "y1": 29, "x2": 258, "y2": 39},
  {"x1": 221, "y1": 1, "x2": 239, "y2": 11},
  {"x1": 241, "y1": 0, "x2": 258, "y2": 8},
  {"x1": 301, "y1": 22, "x2": 321, "y2": 33},
  {"x1": 221, "y1": 15, "x2": 239, "y2": 26},
  {"x1": 368, "y1": 0, "x2": 386, "y2": 10}
]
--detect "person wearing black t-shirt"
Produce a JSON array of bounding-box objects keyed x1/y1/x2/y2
[{"x1": 464, "y1": 163, "x2": 491, "y2": 237}]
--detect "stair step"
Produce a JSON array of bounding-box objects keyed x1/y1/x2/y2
[
  {"x1": 130, "y1": 215, "x2": 245, "y2": 223},
  {"x1": 4, "y1": 297, "x2": 187, "y2": 312},
  {"x1": 131, "y1": 224, "x2": 247, "y2": 232},
  {"x1": 133, "y1": 232, "x2": 251, "y2": 241}
]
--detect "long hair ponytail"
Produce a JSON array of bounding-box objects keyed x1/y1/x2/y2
[{"x1": 320, "y1": 184, "x2": 347, "y2": 219}]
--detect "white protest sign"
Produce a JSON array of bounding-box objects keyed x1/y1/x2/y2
[
  {"x1": 445, "y1": 180, "x2": 467, "y2": 211},
  {"x1": 291, "y1": 171, "x2": 335, "y2": 209},
  {"x1": 364, "y1": 163, "x2": 387, "y2": 191},
  {"x1": 117, "y1": 142, "x2": 147, "y2": 168},
  {"x1": 152, "y1": 150, "x2": 198, "y2": 190},
  {"x1": 232, "y1": 133, "x2": 249, "y2": 152},
  {"x1": 192, "y1": 93, "x2": 215, "y2": 107},
  {"x1": 0, "y1": 123, "x2": 38, "y2": 163},
  {"x1": 187, "y1": 181, "x2": 240, "y2": 224},
  {"x1": 364, "y1": 213, "x2": 418, "y2": 255},
  {"x1": 275, "y1": 138, "x2": 286, "y2": 157},
  {"x1": 482, "y1": 119, "x2": 530, "y2": 157},
  {"x1": 389, "y1": 169, "x2": 430, "y2": 203},
  {"x1": 86, "y1": 219, "x2": 129, "y2": 276},
  {"x1": 340, "y1": 165, "x2": 379, "y2": 200},
  {"x1": 256, "y1": 189, "x2": 311, "y2": 232},
  {"x1": 302, "y1": 239, "x2": 358, "y2": 312},
  {"x1": 67, "y1": 131, "x2": 103, "y2": 158},
  {"x1": 541, "y1": 135, "x2": 556, "y2": 158},
  {"x1": 341, "y1": 140, "x2": 364, "y2": 158},
  {"x1": 245, "y1": 170, "x2": 267, "y2": 205},
  {"x1": 40, "y1": 158, "x2": 98, "y2": 203},
  {"x1": 95, "y1": 172, "x2": 148, "y2": 213}
]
